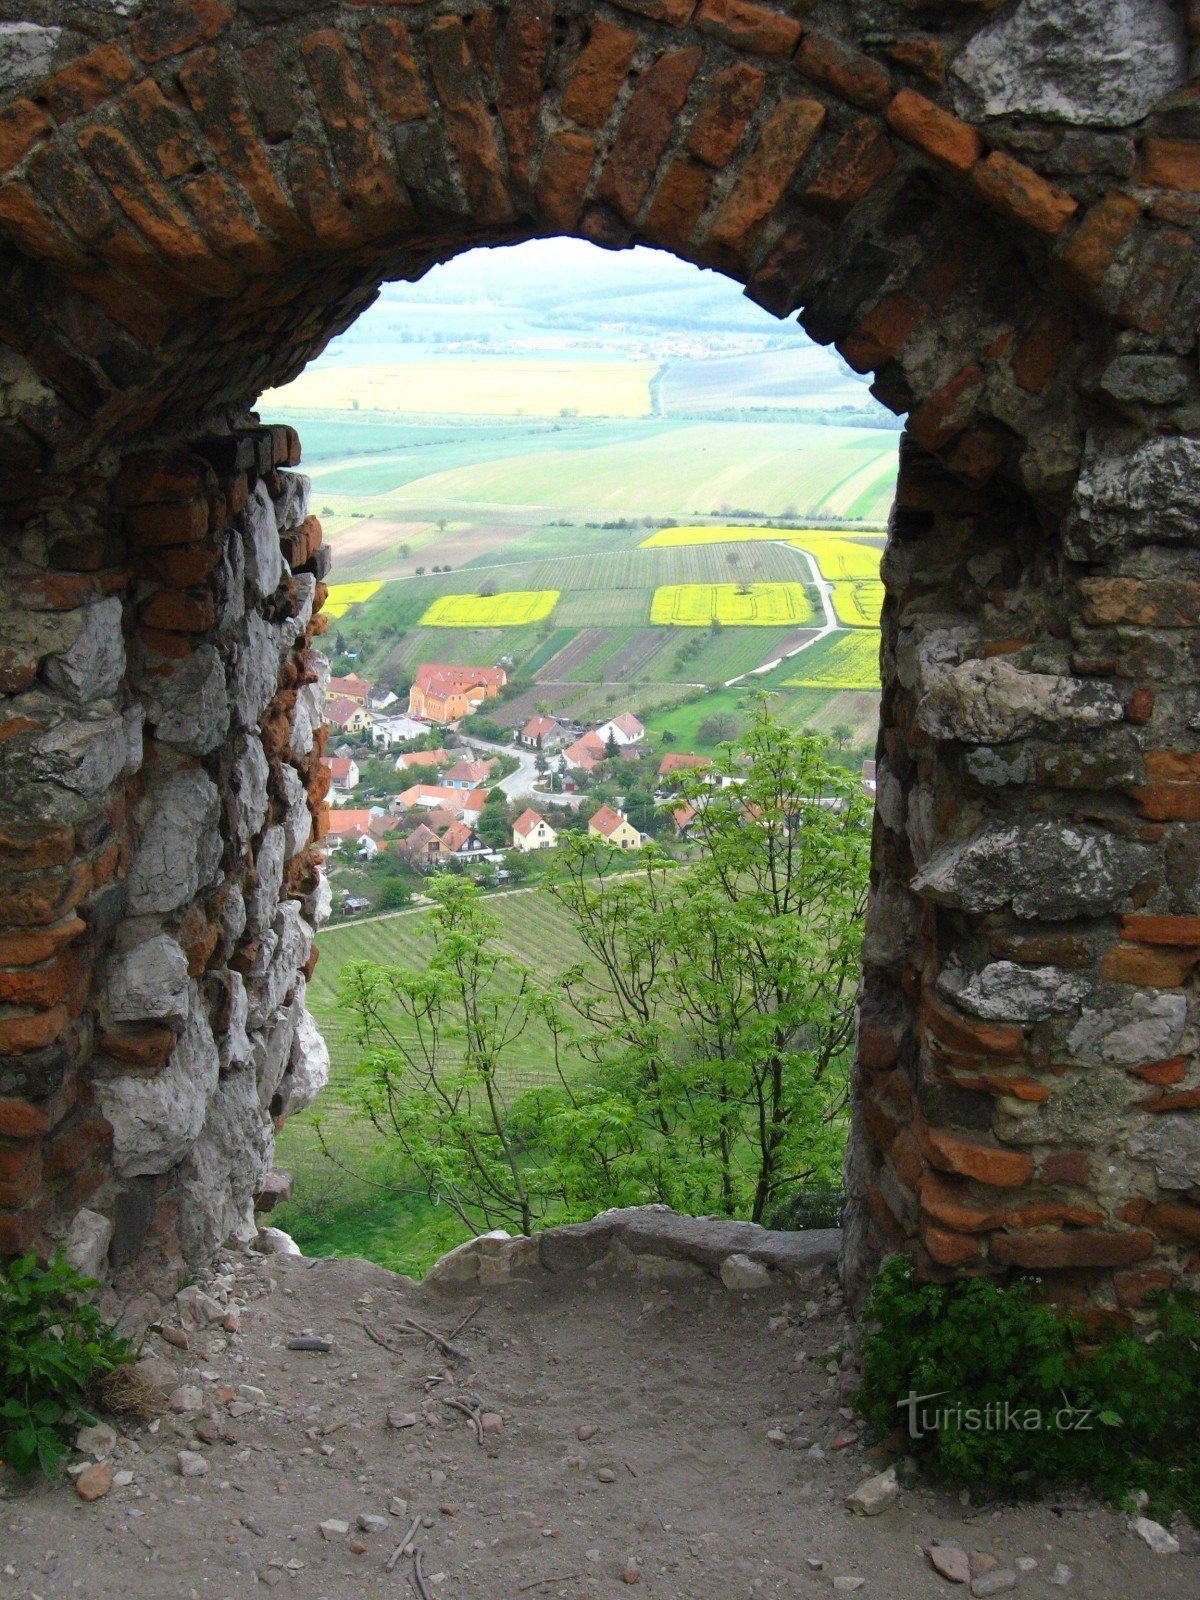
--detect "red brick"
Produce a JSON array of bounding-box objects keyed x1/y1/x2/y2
[
  {"x1": 41, "y1": 47, "x2": 131, "y2": 130},
  {"x1": 130, "y1": 0, "x2": 231, "y2": 63},
  {"x1": 1145, "y1": 1201, "x2": 1200, "y2": 1242},
  {"x1": 971, "y1": 151, "x2": 1077, "y2": 236},
  {"x1": 0, "y1": 1138, "x2": 40, "y2": 1186},
  {"x1": 1101, "y1": 942, "x2": 1198, "y2": 987},
  {"x1": 991, "y1": 1228, "x2": 1155, "y2": 1270},
  {"x1": 1117, "y1": 226, "x2": 1191, "y2": 336},
  {"x1": 242, "y1": 39, "x2": 299, "y2": 142},
  {"x1": 1050, "y1": 189, "x2": 1140, "y2": 295},
  {"x1": 124, "y1": 497, "x2": 209, "y2": 548},
  {"x1": 1080, "y1": 575, "x2": 1200, "y2": 628},
  {"x1": 867, "y1": 1180, "x2": 907, "y2": 1241},
  {"x1": 0, "y1": 861, "x2": 90, "y2": 930},
  {"x1": 802, "y1": 117, "x2": 895, "y2": 220},
  {"x1": 686, "y1": 63, "x2": 764, "y2": 168},
  {"x1": 923, "y1": 1221, "x2": 982, "y2": 1267},
  {"x1": 0, "y1": 100, "x2": 50, "y2": 175},
  {"x1": 178, "y1": 49, "x2": 302, "y2": 243},
  {"x1": 301, "y1": 29, "x2": 404, "y2": 225},
  {"x1": 1138, "y1": 137, "x2": 1200, "y2": 192},
  {"x1": 1127, "y1": 780, "x2": 1200, "y2": 823},
  {"x1": 706, "y1": 96, "x2": 825, "y2": 260},
  {"x1": 643, "y1": 157, "x2": 711, "y2": 251},
  {"x1": 907, "y1": 361, "x2": 985, "y2": 452},
  {"x1": 921, "y1": 990, "x2": 1023, "y2": 1058},
  {"x1": 562, "y1": 20, "x2": 637, "y2": 129},
  {"x1": 142, "y1": 542, "x2": 222, "y2": 589},
  {"x1": 885, "y1": 88, "x2": 980, "y2": 176},
  {"x1": 797, "y1": 33, "x2": 891, "y2": 112},
  {"x1": 884, "y1": 38, "x2": 945, "y2": 87},
  {"x1": 1008, "y1": 303, "x2": 1073, "y2": 394},
  {"x1": 1114, "y1": 1268, "x2": 1172, "y2": 1309},
  {"x1": 497, "y1": 2, "x2": 555, "y2": 189},
  {"x1": 0, "y1": 919, "x2": 85, "y2": 969},
  {"x1": 1132, "y1": 1056, "x2": 1187, "y2": 1085},
  {"x1": 360, "y1": 18, "x2": 427, "y2": 124},
  {"x1": 426, "y1": 16, "x2": 514, "y2": 225},
  {"x1": 1120, "y1": 912, "x2": 1200, "y2": 947},
  {"x1": 921, "y1": 1172, "x2": 1000, "y2": 1233},
  {"x1": 0, "y1": 1004, "x2": 67, "y2": 1055},
  {"x1": 891, "y1": 1127, "x2": 924, "y2": 1189},
  {"x1": 0, "y1": 824, "x2": 74, "y2": 874},
  {"x1": 841, "y1": 292, "x2": 923, "y2": 374},
  {"x1": 596, "y1": 47, "x2": 702, "y2": 223},
  {"x1": 139, "y1": 588, "x2": 216, "y2": 634},
  {"x1": 696, "y1": 0, "x2": 802, "y2": 57},
  {"x1": 119, "y1": 78, "x2": 203, "y2": 182},
  {"x1": 42, "y1": 1113, "x2": 112, "y2": 1182},
  {"x1": 610, "y1": 0, "x2": 697, "y2": 23},
  {"x1": 0, "y1": 1201, "x2": 46, "y2": 1255},
  {"x1": 97, "y1": 1025, "x2": 177, "y2": 1072},
  {"x1": 1145, "y1": 1087, "x2": 1200, "y2": 1112},
  {"x1": 0, "y1": 950, "x2": 86, "y2": 1010},
  {"x1": 1125, "y1": 685, "x2": 1155, "y2": 725},
  {"x1": 914, "y1": 1119, "x2": 1034, "y2": 1189},
  {"x1": 535, "y1": 131, "x2": 596, "y2": 231}
]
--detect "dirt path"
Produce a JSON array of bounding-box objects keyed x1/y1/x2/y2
[{"x1": 2, "y1": 1244, "x2": 1193, "y2": 1600}]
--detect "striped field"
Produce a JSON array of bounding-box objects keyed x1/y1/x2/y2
[
  {"x1": 651, "y1": 582, "x2": 815, "y2": 627},
  {"x1": 419, "y1": 589, "x2": 559, "y2": 627}
]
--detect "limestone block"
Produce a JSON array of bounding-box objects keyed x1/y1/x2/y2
[
  {"x1": 42, "y1": 597, "x2": 125, "y2": 704},
  {"x1": 252, "y1": 991, "x2": 301, "y2": 1107},
  {"x1": 912, "y1": 821, "x2": 1153, "y2": 920},
  {"x1": 1066, "y1": 992, "x2": 1187, "y2": 1065},
  {"x1": 939, "y1": 961, "x2": 1091, "y2": 1022},
  {"x1": 953, "y1": 0, "x2": 1185, "y2": 127},
  {"x1": 143, "y1": 643, "x2": 229, "y2": 755},
  {"x1": 64, "y1": 1208, "x2": 113, "y2": 1282},
  {"x1": 280, "y1": 762, "x2": 312, "y2": 857},
  {"x1": 860, "y1": 879, "x2": 922, "y2": 973},
  {"x1": 217, "y1": 970, "x2": 252, "y2": 1071},
  {"x1": 273, "y1": 471, "x2": 311, "y2": 531},
  {"x1": 126, "y1": 770, "x2": 222, "y2": 914},
  {"x1": 0, "y1": 22, "x2": 60, "y2": 89},
  {"x1": 1127, "y1": 1113, "x2": 1200, "y2": 1191},
  {"x1": 246, "y1": 901, "x2": 311, "y2": 1028},
  {"x1": 232, "y1": 732, "x2": 269, "y2": 850},
  {"x1": 10, "y1": 710, "x2": 127, "y2": 820},
  {"x1": 213, "y1": 531, "x2": 245, "y2": 632},
  {"x1": 248, "y1": 825, "x2": 286, "y2": 936},
  {"x1": 1066, "y1": 433, "x2": 1200, "y2": 560},
  {"x1": 241, "y1": 479, "x2": 283, "y2": 600},
  {"x1": 122, "y1": 703, "x2": 145, "y2": 775},
  {"x1": 106, "y1": 933, "x2": 190, "y2": 1025},
  {"x1": 720, "y1": 1253, "x2": 772, "y2": 1290},
  {"x1": 177, "y1": 1065, "x2": 273, "y2": 1261},
  {"x1": 230, "y1": 610, "x2": 280, "y2": 728},
  {"x1": 279, "y1": 994, "x2": 329, "y2": 1115},
  {"x1": 916, "y1": 657, "x2": 1123, "y2": 745},
  {"x1": 290, "y1": 655, "x2": 329, "y2": 759},
  {"x1": 222, "y1": 881, "x2": 247, "y2": 948},
  {"x1": 97, "y1": 986, "x2": 219, "y2": 1177}
]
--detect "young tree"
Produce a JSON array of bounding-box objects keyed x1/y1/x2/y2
[{"x1": 604, "y1": 728, "x2": 620, "y2": 761}]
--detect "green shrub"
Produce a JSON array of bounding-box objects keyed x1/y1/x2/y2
[
  {"x1": 857, "y1": 1256, "x2": 1200, "y2": 1523},
  {"x1": 1, "y1": 1251, "x2": 135, "y2": 1476},
  {"x1": 763, "y1": 1186, "x2": 844, "y2": 1231}
]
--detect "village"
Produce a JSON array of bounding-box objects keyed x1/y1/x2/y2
[{"x1": 315, "y1": 660, "x2": 746, "y2": 916}]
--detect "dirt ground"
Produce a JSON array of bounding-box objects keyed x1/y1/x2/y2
[{"x1": 1, "y1": 1245, "x2": 1194, "y2": 1600}]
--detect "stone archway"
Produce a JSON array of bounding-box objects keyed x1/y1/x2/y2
[{"x1": 0, "y1": 0, "x2": 1196, "y2": 1319}]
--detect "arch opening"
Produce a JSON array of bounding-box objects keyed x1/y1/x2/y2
[{"x1": 0, "y1": 0, "x2": 1195, "y2": 1323}]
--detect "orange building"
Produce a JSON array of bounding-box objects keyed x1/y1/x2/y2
[{"x1": 407, "y1": 664, "x2": 507, "y2": 724}]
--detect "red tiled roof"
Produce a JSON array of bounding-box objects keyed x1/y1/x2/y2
[
  {"x1": 659, "y1": 752, "x2": 711, "y2": 776},
  {"x1": 326, "y1": 695, "x2": 363, "y2": 726},
  {"x1": 443, "y1": 759, "x2": 492, "y2": 785},
  {"x1": 589, "y1": 804, "x2": 628, "y2": 839},
  {"x1": 522, "y1": 714, "x2": 557, "y2": 739},
  {"x1": 513, "y1": 808, "x2": 549, "y2": 838}
]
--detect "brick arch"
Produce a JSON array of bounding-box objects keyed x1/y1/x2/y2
[{"x1": 1, "y1": 0, "x2": 1198, "y2": 1316}]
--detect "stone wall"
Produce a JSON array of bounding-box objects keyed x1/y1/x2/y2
[
  {"x1": 0, "y1": 422, "x2": 332, "y2": 1287},
  {"x1": 0, "y1": 0, "x2": 1196, "y2": 1315}
]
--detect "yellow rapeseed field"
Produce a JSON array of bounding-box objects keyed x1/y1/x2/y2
[
  {"x1": 640, "y1": 524, "x2": 882, "y2": 581},
  {"x1": 262, "y1": 359, "x2": 655, "y2": 418},
  {"x1": 420, "y1": 590, "x2": 560, "y2": 627},
  {"x1": 786, "y1": 631, "x2": 881, "y2": 690},
  {"x1": 830, "y1": 580, "x2": 884, "y2": 628},
  {"x1": 650, "y1": 583, "x2": 815, "y2": 627},
  {"x1": 322, "y1": 581, "x2": 383, "y2": 618}
]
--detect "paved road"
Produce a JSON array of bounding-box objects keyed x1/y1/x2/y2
[
  {"x1": 458, "y1": 732, "x2": 585, "y2": 806},
  {"x1": 722, "y1": 541, "x2": 841, "y2": 687}
]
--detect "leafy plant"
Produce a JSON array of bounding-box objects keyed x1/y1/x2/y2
[
  {"x1": 857, "y1": 1256, "x2": 1200, "y2": 1523},
  {"x1": 1, "y1": 1251, "x2": 134, "y2": 1477}
]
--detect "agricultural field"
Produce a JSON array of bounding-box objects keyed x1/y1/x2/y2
[
  {"x1": 831, "y1": 580, "x2": 885, "y2": 628},
  {"x1": 419, "y1": 589, "x2": 559, "y2": 627},
  {"x1": 641, "y1": 523, "x2": 884, "y2": 580},
  {"x1": 787, "y1": 630, "x2": 882, "y2": 690},
  {"x1": 262, "y1": 356, "x2": 658, "y2": 418},
  {"x1": 651, "y1": 582, "x2": 815, "y2": 627},
  {"x1": 323, "y1": 581, "x2": 382, "y2": 618}
]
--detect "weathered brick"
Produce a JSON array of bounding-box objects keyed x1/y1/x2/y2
[
  {"x1": 696, "y1": 0, "x2": 802, "y2": 57},
  {"x1": 0, "y1": 824, "x2": 74, "y2": 874},
  {"x1": 42, "y1": 1112, "x2": 112, "y2": 1182},
  {"x1": 182, "y1": 170, "x2": 274, "y2": 271},
  {"x1": 922, "y1": 1221, "x2": 982, "y2": 1267},
  {"x1": 0, "y1": 1200, "x2": 46, "y2": 1254},
  {"x1": 562, "y1": 20, "x2": 637, "y2": 129},
  {"x1": 1138, "y1": 137, "x2": 1200, "y2": 192},
  {"x1": 1101, "y1": 942, "x2": 1198, "y2": 987},
  {"x1": 841, "y1": 292, "x2": 922, "y2": 374},
  {"x1": 1116, "y1": 226, "x2": 1191, "y2": 336},
  {"x1": 1040, "y1": 1150, "x2": 1091, "y2": 1186},
  {"x1": 706, "y1": 96, "x2": 825, "y2": 260},
  {"x1": 0, "y1": 1005, "x2": 68, "y2": 1056},
  {"x1": 0, "y1": 918, "x2": 85, "y2": 968},
  {"x1": 497, "y1": 2, "x2": 555, "y2": 189},
  {"x1": 536, "y1": 133, "x2": 596, "y2": 232},
  {"x1": 0, "y1": 100, "x2": 51, "y2": 176},
  {"x1": 1144, "y1": 1086, "x2": 1200, "y2": 1113},
  {"x1": 802, "y1": 117, "x2": 895, "y2": 220},
  {"x1": 360, "y1": 18, "x2": 428, "y2": 125},
  {"x1": 885, "y1": 88, "x2": 980, "y2": 177},
  {"x1": 1132, "y1": 1056, "x2": 1186, "y2": 1085},
  {"x1": 884, "y1": 38, "x2": 945, "y2": 87},
  {"x1": 139, "y1": 588, "x2": 216, "y2": 633},
  {"x1": 426, "y1": 16, "x2": 514, "y2": 225},
  {"x1": 907, "y1": 362, "x2": 985, "y2": 452},
  {"x1": 1008, "y1": 303, "x2": 1073, "y2": 394},
  {"x1": 921, "y1": 1172, "x2": 1000, "y2": 1233},
  {"x1": 596, "y1": 48, "x2": 702, "y2": 223},
  {"x1": 96, "y1": 1024, "x2": 177, "y2": 1072},
  {"x1": 971, "y1": 152, "x2": 1077, "y2": 236},
  {"x1": 1127, "y1": 779, "x2": 1200, "y2": 823},
  {"x1": 0, "y1": 861, "x2": 90, "y2": 930},
  {"x1": 1050, "y1": 189, "x2": 1140, "y2": 295},
  {"x1": 0, "y1": 950, "x2": 87, "y2": 1011},
  {"x1": 914, "y1": 1118, "x2": 1033, "y2": 1189},
  {"x1": 991, "y1": 1228, "x2": 1155, "y2": 1270},
  {"x1": 643, "y1": 157, "x2": 711, "y2": 252},
  {"x1": 1120, "y1": 912, "x2": 1200, "y2": 947},
  {"x1": 119, "y1": 79, "x2": 202, "y2": 182},
  {"x1": 242, "y1": 39, "x2": 300, "y2": 142},
  {"x1": 686, "y1": 63, "x2": 764, "y2": 168},
  {"x1": 1144, "y1": 1201, "x2": 1200, "y2": 1242},
  {"x1": 142, "y1": 541, "x2": 223, "y2": 589},
  {"x1": 797, "y1": 34, "x2": 891, "y2": 112},
  {"x1": 124, "y1": 497, "x2": 209, "y2": 548},
  {"x1": 130, "y1": 0, "x2": 231, "y2": 64},
  {"x1": 1114, "y1": 1267, "x2": 1172, "y2": 1308},
  {"x1": 41, "y1": 43, "x2": 135, "y2": 123},
  {"x1": 301, "y1": 29, "x2": 405, "y2": 225}
]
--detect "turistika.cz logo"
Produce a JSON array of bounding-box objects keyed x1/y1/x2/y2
[{"x1": 897, "y1": 1389, "x2": 1120, "y2": 1440}]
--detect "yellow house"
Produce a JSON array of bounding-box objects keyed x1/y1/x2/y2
[
  {"x1": 513, "y1": 808, "x2": 557, "y2": 852},
  {"x1": 588, "y1": 804, "x2": 641, "y2": 850}
]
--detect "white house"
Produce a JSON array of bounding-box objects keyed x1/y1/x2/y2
[
  {"x1": 372, "y1": 713, "x2": 430, "y2": 749},
  {"x1": 595, "y1": 712, "x2": 645, "y2": 747}
]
